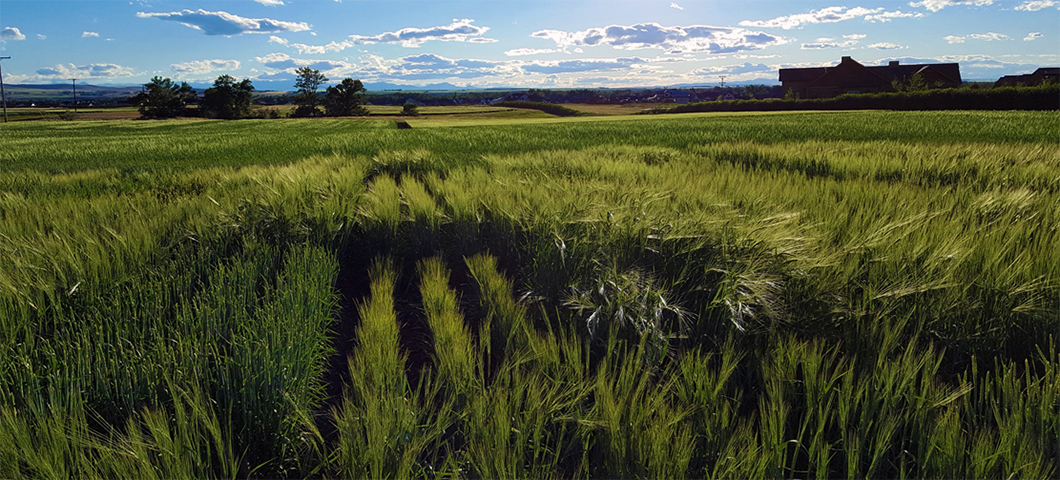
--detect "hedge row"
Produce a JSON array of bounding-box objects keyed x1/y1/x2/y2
[
  {"x1": 494, "y1": 101, "x2": 584, "y2": 117},
  {"x1": 652, "y1": 84, "x2": 1060, "y2": 114}
]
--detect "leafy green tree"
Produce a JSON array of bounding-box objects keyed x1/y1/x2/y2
[
  {"x1": 201, "y1": 75, "x2": 255, "y2": 119},
  {"x1": 293, "y1": 67, "x2": 328, "y2": 117},
  {"x1": 401, "y1": 102, "x2": 420, "y2": 116},
  {"x1": 323, "y1": 78, "x2": 369, "y2": 117},
  {"x1": 893, "y1": 73, "x2": 930, "y2": 93},
  {"x1": 130, "y1": 76, "x2": 196, "y2": 119}
]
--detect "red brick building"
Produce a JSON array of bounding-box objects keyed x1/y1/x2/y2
[{"x1": 779, "y1": 56, "x2": 962, "y2": 99}]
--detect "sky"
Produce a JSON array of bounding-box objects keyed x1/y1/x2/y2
[{"x1": 0, "y1": 0, "x2": 1057, "y2": 88}]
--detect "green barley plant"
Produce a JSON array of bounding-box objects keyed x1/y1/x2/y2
[
  {"x1": 417, "y1": 257, "x2": 479, "y2": 395},
  {"x1": 566, "y1": 266, "x2": 688, "y2": 365},
  {"x1": 588, "y1": 334, "x2": 695, "y2": 479},
  {"x1": 333, "y1": 258, "x2": 457, "y2": 478},
  {"x1": 0, "y1": 111, "x2": 1057, "y2": 477}
]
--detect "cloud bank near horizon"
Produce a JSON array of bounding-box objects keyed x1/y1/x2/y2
[
  {"x1": 531, "y1": 22, "x2": 785, "y2": 54},
  {"x1": 172, "y1": 59, "x2": 242, "y2": 75},
  {"x1": 35, "y1": 62, "x2": 135, "y2": 79}
]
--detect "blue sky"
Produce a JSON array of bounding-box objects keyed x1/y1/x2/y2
[{"x1": 1, "y1": 0, "x2": 1056, "y2": 88}]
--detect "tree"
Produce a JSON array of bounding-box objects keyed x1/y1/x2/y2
[
  {"x1": 892, "y1": 73, "x2": 929, "y2": 93},
  {"x1": 201, "y1": 75, "x2": 255, "y2": 119},
  {"x1": 323, "y1": 78, "x2": 368, "y2": 117},
  {"x1": 130, "y1": 76, "x2": 196, "y2": 119},
  {"x1": 401, "y1": 102, "x2": 419, "y2": 116},
  {"x1": 293, "y1": 67, "x2": 327, "y2": 117}
]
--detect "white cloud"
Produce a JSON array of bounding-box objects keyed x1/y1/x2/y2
[
  {"x1": 740, "y1": 7, "x2": 918, "y2": 29},
  {"x1": 171, "y1": 59, "x2": 241, "y2": 75},
  {"x1": 82, "y1": 31, "x2": 99, "y2": 38},
  {"x1": 292, "y1": 40, "x2": 356, "y2": 54},
  {"x1": 732, "y1": 53, "x2": 780, "y2": 59},
  {"x1": 35, "y1": 63, "x2": 135, "y2": 79},
  {"x1": 348, "y1": 19, "x2": 493, "y2": 47},
  {"x1": 504, "y1": 48, "x2": 560, "y2": 56},
  {"x1": 1015, "y1": 0, "x2": 1058, "y2": 10},
  {"x1": 1024, "y1": 32, "x2": 1043, "y2": 41},
  {"x1": 261, "y1": 51, "x2": 700, "y2": 86},
  {"x1": 908, "y1": 0, "x2": 994, "y2": 11},
  {"x1": 864, "y1": 10, "x2": 924, "y2": 21},
  {"x1": 970, "y1": 32, "x2": 1011, "y2": 40},
  {"x1": 692, "y1": 62, "x2": 773, "y2": 76},
  {"x1": 670, "y1": 3, "x2": 683, "y2": 10},
  {"x1": 519, "y1": 57, "x2": 651, "y2": 75},
  {"x1": 844, "y1": 33, "x2": 868, "y2": 39},
  {"x1": 531, "y1": 22, "x2": 786, "y2": 54},
  {"x1": 255, "y1": 52, "x2": 355, "y2": 73},
  {"x1": 346, "y1": 52, "x2": 516, "y2": 81},
  {"x1": 801, "y1": 39, "x2": 859, "y2": 49},
  {"x1": 36, "y1": 34, "x2": 46, "y2": 40},
  {"x1": 255, "y1": 0, "x2": 284, "y2": 5},
  {"x1": 1, "y1": 27, "x2": 26, "y2": 40},
  {"x1": 136, "y1": 9, "x2": 310, "y2": 36},
  {"x1": 944, "y1": 32, "x2": 1010, "y2": 43},
  {"x1": 878, "y1": 54, "x2": 1041, "y2": 79},
  {"x1": 867, "y1": 42, "x2": 904, "y2": 49},
  {"x1": 274, "y1": 24, "x2": 498, "y2": 55}
]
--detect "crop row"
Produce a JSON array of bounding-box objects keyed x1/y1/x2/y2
[{"x1": 0, "y1": 112, "x2": 1057, "y2": 477}]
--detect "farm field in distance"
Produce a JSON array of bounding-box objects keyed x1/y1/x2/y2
[
  {"x1": 2, "y1": 104, "x2": 562, "y2": 123},
  {"x1": 0, "y1": 111, "x2": 1057, "y2": 478}
]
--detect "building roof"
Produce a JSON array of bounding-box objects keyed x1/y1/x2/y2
[
  {"x1": 804, "y1": 57, "x2": 891, "y2": 90},
  {"x1": 779, "y1": 67, "x2": 827, "y2": 82},
  {"x1": 996, "y1": 67, "x2": 1059, "y2": 86},
  {"x1": 868, "y1": 62, "x2": 961, "y2": 84},
  {"x1": 780, "y1": 57, "x2": 961, "y2": 85}
]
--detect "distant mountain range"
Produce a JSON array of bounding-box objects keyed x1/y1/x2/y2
[
  {"x1": 4, "y1": 77, "x2": 1005, "y2": 104},
  {"x1": 9, "y1": 78, "x2": 784, "y2": 95},
  {"x1": 9, "y1": 83, "x2": 142, "y2": 93}
]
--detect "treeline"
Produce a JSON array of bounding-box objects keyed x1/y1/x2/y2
[
  {"x1": 132, "y1": 67, "x2": 368, "y2": 120},
  {"x1": 356, "y1": 85, "x2": 785, "y2": 107},
  {"x1": 131, "y1": 76, "x2": 258, "y2": 120},
  {"x1": 651, "y1": 84, "x2": 1060, "y2": 114},
  {"x1": 508, "y1": 85, "x2": 785, "y2": 104}
]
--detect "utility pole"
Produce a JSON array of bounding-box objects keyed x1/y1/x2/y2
[
  {"x1": 719, "y1": 75, "x2": 727, "y2": 88},
  {"x1": 71, "y1": 78, "x2": 78, "y2": 113},
  {"x1": 0, "y1": 57, "x2": 10, "y2": 123}
]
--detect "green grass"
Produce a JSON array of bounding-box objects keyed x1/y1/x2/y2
[
  {"x1": 0, "y1": 111, "x2": 1057, "y2": 478},
  {"x1": 493, "y1": 101, "x2": 584, "y2": 117}
]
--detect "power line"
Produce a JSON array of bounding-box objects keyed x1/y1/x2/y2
[{"x1": 0, "y1": 57, "x2": 10, "y2": 123}]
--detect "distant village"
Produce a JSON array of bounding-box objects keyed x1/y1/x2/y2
[{"x1": 6, "y1": 57, "x2": 1057, "y2": 108}]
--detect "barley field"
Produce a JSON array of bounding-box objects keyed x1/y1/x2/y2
[{"x1": 0, "y1": 111, "x2": 1057, "y2": 478}]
